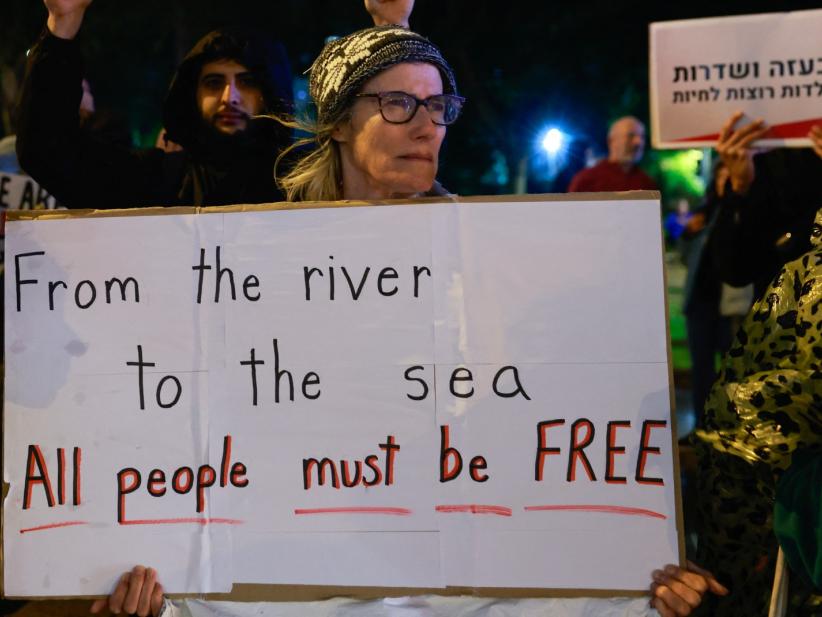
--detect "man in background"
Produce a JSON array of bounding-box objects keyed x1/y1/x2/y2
[
  {"x1": 16, "y1": 0, "x2": 296, "y2": 209},
  {"x1": 568, "y1": 115, "x2": 657, "y2": 192}
]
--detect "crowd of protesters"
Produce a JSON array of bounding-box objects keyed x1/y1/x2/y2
[{"x1": 1, "y1": 0, "x2": 820, "y2": 616}]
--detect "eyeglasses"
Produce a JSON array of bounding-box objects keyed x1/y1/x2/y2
[{"x1": 355, "y1": 91, "x2": 465, "y2": 126}]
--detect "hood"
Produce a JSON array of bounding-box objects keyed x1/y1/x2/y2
[{"x1": 162, "y1": 28, "x2": 293, "y2": 153}]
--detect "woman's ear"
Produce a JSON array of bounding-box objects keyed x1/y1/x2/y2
[{"x1": 331, "y1": 120, "x2": 350, "y2": 144}]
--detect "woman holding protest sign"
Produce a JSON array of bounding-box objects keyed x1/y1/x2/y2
[
  {"x1": 87, "y1": 24, "x2": 727, "y2": 617},
  {"x1": 276, "y1": 25, "x2": 728, "y2": 617}
]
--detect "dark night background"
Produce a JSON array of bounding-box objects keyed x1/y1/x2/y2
[{"x1": 3, "y1": 0, "x2": 821, "y2": 200}]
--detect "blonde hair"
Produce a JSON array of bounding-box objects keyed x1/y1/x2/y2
[{"x1": 273, "y1": 115, "x2": 345, "y2": 202}]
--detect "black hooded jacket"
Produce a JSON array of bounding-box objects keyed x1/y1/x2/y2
[
  {"x1": 708, "y1": 148, "x2": 822, "y2": 297},
  {"x1": 16, "y1": 28, "x2": 292, "y2": 209}
]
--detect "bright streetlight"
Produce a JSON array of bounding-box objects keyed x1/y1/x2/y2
[{"x1": 541, "y1": 128, "x2": 563, "y2": 155}]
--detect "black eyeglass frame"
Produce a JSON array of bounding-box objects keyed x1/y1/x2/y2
[{"x1": 354, "y1": 91, "x2": 466, "y2": 126}]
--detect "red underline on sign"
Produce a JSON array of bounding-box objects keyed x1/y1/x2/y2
[
  {"x1": 524, "y1": 504, "x2": 667, "y2": 520},
  {"x1": 20, "y1": 521, "x2": 89, "y2": 534},
  {"x1": 119, "y1": 517, "x2": 244, "y2": 526},
  {"x1": 435, "y1": 504, "x2": 513, "y2": 517},
  {"x1": 294, "y1": 507, "x2": 412, "y2": 516}
]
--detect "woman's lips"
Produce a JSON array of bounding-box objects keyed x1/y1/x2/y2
[{"x1": 399, "y1": 153, "x2": 433, "y2": 161}]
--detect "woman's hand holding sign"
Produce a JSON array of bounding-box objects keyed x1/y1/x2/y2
[
  {"x1": 650, "y1": 560, "x2": 729, "y2": 617},
  {"x1": 93, "y1": 560, "x2": 728, "y2": 617},
  {"x1": 90, "y1": 565, "x2": 165, "y2": 617}
]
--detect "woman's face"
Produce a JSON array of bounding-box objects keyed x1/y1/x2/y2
[{"x1": 334, "y1": 62, "x2": 446, "y2": 200}]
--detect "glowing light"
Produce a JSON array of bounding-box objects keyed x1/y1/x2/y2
[{"x1": 541, "y1": 128, "x2": 563, "y2": 154}]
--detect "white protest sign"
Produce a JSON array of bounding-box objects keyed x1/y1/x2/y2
[
  {"x1": 3, "y1": 196, "x2": 681, "y2": 598},
  {"x1": 650, "y1": 9, "x2": 822, "y2": 148}
]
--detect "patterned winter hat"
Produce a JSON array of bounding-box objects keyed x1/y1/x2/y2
[{"x1": 309, "y1": 25, "x2": 458, "y2": 125}]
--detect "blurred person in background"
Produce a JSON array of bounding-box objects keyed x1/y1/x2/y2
[
  {"x1": 568, "y1": 116, "x2": 657, "y2": 192},
  {"x1": 708, "y1": 112, "x2": 822, "y2": 297}
]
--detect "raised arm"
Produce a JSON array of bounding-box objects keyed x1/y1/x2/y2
[
  {"x1": 810, "y1": 124, "x2": 822, "y2": 160},
  {"x1": 715, "y1": 111, "x2": 768, "y2": 196},
  {"x1": 45, "y1": 0, "x2": 93, "y2": 39},
  {"x1": 16, "y1": 1, "x2": 169, "y2": 209},
  {"x1": 364, "y1": 0, "x2": 414, "y2": 28},
  {"x1": 707, "y1": 112, "x2": 774, "y2": 288},
  {"x1": 709, "y1": 114, "x2": 821, "y2": 292}
]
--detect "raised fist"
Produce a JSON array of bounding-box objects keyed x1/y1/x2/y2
[
  {"x1": 44, "y1": 0, "x2": 93, "y2": 39},
  {"x1": 364, "y1": 0, "x2": 414, "y2": 28}
]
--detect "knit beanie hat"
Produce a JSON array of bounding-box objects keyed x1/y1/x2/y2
[{"x1": 309, "y1": 25, "x2": 457, "y2": 125}]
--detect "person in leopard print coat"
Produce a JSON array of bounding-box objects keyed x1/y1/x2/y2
[{"x1": 695, "y1": 209, "x2": 822, "y2": 616}]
